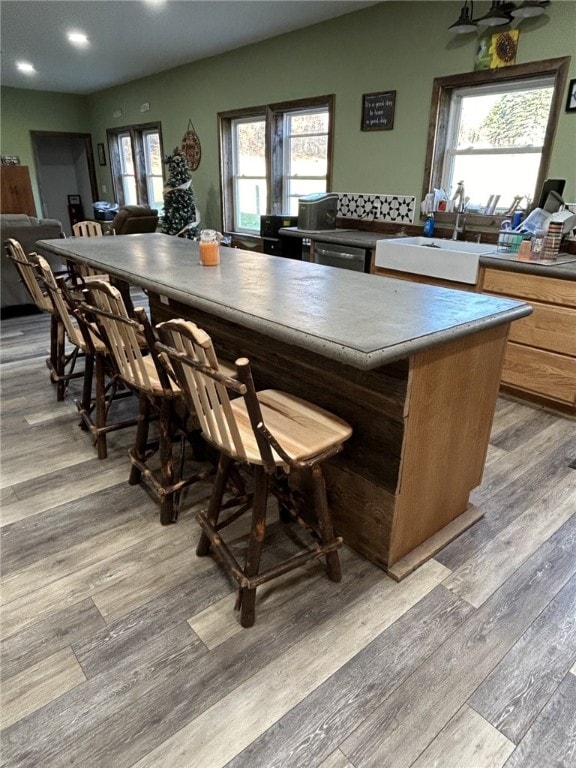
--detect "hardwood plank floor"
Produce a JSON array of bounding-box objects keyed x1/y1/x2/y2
[{"x1": 1, "y1": 307, "x2": 575, "y2": 768}]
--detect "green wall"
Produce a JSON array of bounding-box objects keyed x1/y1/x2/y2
[
  {"x1": 0, "y1": 88, "x2": 91, "y2": 213},
  {"x1": 2, "y1": 1, "x2": 575, "y2": 228}
]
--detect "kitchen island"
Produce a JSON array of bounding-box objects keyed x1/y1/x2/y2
[{"x1": 39, "y1": 233, "x2": 532, "y2": 578}]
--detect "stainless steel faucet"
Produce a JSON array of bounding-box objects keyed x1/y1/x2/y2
[{"x1": 451, "y1": 181, "x2": 466, "y2": 240}]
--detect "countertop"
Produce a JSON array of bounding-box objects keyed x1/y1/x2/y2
[
  {"x1": 279, "y1": 227, "x2": 576, "y2": 280},
  {"x1": 38, "y1": 233, "x2": 531, "y2": 371}
]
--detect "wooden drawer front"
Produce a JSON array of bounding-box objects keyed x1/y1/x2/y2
[
  {"x1": 482, "y1": 268, "x2": 576, "y2": 308},
  {"x1": 507, "y1": 300, "x2": 576, "y2": 356},
  {"x1": 502, "y1": 343, "x2": 576, "y2": 404}
]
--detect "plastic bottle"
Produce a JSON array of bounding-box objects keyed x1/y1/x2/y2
[
  {"x1": 423, "y1": 213, "x2": 435, "y2": 238},
  {"x1": 199, "y1": 229, "x2": 220, "y2": 266}
]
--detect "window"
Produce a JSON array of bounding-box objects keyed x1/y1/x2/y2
[
  {"x1": 220, "y1": 96, "x2": 334, "y2": 233},
  {"x1": 231, "y1": 116, "x2": 267, "y2": 231},
  {"x1": 423, "y1": 59, "x2": 569, "y2": 216},
  {"x1": 280, "y1": 108, "x2": 330, "y2": 214},
  {"x1": 107, "y1": 122, "x2": 164, "y2": 212}
]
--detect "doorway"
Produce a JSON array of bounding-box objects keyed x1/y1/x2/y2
[{"x1": 31, "y1": 132, "x2": 98, "y2": 236}]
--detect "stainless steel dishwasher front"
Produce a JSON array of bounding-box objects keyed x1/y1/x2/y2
[{"x1": 312, "y1": 241, "x2": 369, "y2": 272}]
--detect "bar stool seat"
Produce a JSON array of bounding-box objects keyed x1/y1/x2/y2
[{"x1": 156, "y1": 318, "x2": 353, "y2": 627}]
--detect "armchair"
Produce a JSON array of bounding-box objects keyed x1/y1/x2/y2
[{"x1": 110, "y1": 205, "x2": 159, "y2": 235}]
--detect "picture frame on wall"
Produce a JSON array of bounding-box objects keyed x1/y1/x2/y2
[
  {"x1": 67, "y1": 195, "x2": 81, "y2": 205},
  {"x1": 361, "y1": 91, "x2": 396, "y2": 131},
  {"x1": 566, "y1": 78, "x2": 576, "y2": 112},
  {"x1": 97, "y1": 143, "x2": 106, "y2": 166}
]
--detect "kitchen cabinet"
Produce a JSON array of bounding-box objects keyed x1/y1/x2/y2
[
  {"x1": 0, "y1": 165, "x2": 36, "y2": 216},
  {"x1": 480, "y1": 267, "x2": 576, "y2": 414}
]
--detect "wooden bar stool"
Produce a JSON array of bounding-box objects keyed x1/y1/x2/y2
[
  {"x1": 69, "y1": 220, "x2": 112, "y2": 283},
  {"x1": 4, "y1": 238, "x2": 75, "y2": 399},
  {"x1": 83, "y1": 281, "x2": 212, "y2": 523},
  {"x1": 156, "y1": 318, "x2": 353, "y2": 628},
  {"x1": 32, "y1": 255, "x2": 137, "y2": 459},
  {"x1": 72, "y1": 220, "x2": 103, "y2": 237}
]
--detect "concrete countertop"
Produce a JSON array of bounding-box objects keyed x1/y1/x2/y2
[
  {"x1": 481, "y1": 251, "x2": 576, "y2": 279},
  {"x1": 280, "y1": 227, "x2": 576, "y2": 281},
  {"x1": 38, "y1": 233, "x2": 531, "y2": 371}
]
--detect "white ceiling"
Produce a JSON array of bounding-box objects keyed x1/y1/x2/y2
[{"x1": 1, "y1": 0, "x2": 381, "y2": 95}]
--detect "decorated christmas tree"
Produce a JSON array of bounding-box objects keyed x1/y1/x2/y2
[{"x1": 161, "y1": 148, "x2": 198, "y2": 238}]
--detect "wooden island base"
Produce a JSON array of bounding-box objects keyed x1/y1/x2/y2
[{"x1": 151, "y1": 293, "x2": 508, "y2": 579}]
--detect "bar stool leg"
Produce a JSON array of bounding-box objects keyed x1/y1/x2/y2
[
  {"x1": 80, "y1": 350, "x2": 94, "y2": 425},
  {"x1": 56, "y1": 321, "x2": 67, "y2": 401},
  {"x1": 240, "y1": 466, "x2": 269, "y2": 628},
  {"x1": 49, "y1": 315, "x2": 59, "y2": 373},
  {"x1": 129, "y1": 394, "x2": 151, "y2": 485},
  {"x1": 311, "y1": 464, "x2": 342, "y2": 583},
  {"x1": 196, "y1": 454, "x2": 233, "y2": 556},
  {"x1": 159, "y1": 399, "x2": 176, "y2": 525},
  {"x1": 94, "y1": 353, "x2": 107, "y2": 460}
]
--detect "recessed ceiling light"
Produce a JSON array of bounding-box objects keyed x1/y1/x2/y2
[
  {"x1": 68, "y1": 32, "x2": 89, "y2": 45},
  {"x1": 16, "y1": 62, "x2": 36, "y2": 74}
]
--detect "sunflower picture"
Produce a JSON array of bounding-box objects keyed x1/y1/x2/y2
[{"x1": 489, "y1": 29, "x2": 519, "y2": 69}]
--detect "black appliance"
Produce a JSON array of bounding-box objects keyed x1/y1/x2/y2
[
  {"x1": 260, "y1": 214, "x2": 300, "y2": 259},
  {"x1": 312, "y1": 242, "x2": 371, "y2": 273}
]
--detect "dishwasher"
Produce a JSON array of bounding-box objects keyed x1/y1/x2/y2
[{"x1": 311, "y1": 241, "x2": 370, "y2": 272}]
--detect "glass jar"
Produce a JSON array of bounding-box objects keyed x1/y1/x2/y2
[{"x1": 199, "y1": 229, "x2": 220, "y2": 266}]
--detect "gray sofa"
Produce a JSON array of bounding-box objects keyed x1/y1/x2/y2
[{"x1": 1, "y1": 214, "x2": 64, "y2": 313}]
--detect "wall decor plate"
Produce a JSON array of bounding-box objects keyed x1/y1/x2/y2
[{"x1": 181, "y1": 119, "x2": 201, "y2": 170}]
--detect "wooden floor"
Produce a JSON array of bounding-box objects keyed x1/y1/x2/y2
[{"x1": 1, "y1": 305, "x2": 575, "y2": 768}]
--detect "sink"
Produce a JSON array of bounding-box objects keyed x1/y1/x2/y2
[{"x1": 375, "y1": 236, "x2": 496, "y2": 284}]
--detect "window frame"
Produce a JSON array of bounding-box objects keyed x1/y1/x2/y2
[
  {"x1": 107, "y1": 122, "x2": 164, "y2": 208},
  {"x1": 219, "y1": 95, "x2": 335, "y2": 234},
  {"x1": 422, "y1": 58, "x2": 570, "y2": 221}
]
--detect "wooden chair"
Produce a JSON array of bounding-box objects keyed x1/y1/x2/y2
[
  {"x1": 69, "y1": 220, "x2": 113, "y2": 283},
  {"x1": 82, "y1": 281, "x2": 212, "y2": 523},
  {"x1": 4, "y1": 238, "x2": 77, "y2": 399},
  {"x1": 72, "y1": 220, "x2": 103, "y2": 238},
  {"x1": 32, "y1": 255, "x2": 137, "y2": 459},
  {"x1": 156, "y1": 318, "x2": 353, "y2": 627}
]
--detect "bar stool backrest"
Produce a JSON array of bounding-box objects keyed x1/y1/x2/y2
[
  {"x1": 72, "y1": 221, "x2": 103, "y2": 238},
  {"x1": 84, "y1": 280, "x2": 171, "y2": 395},
  {"x1": 30, "y1": 253, "x2": 84, "y2": 348},
  {"x1": 4, "y1": 239, "x2": 53, "y2": 314},
  {"x1": 156, "y1": 319, "x2": 253, "y2": 463}
]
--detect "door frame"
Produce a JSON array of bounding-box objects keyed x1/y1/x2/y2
[{"x1": 30, "y1": 131, "x2": 98, "y2": 217}]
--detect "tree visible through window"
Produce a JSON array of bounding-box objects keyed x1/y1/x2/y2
[
  {"x1": 423, "y1": 59, "x2": 569, "y2": 218},
  {"x1": 444, "y1": 81, "x2": 554, "y2": 210}
]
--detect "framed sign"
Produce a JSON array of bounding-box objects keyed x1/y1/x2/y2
[
  {"x1": 361, "y1": 90, "x2": 396, "y2": 131},
  {"x1": 97, "y1": 143, "x2": 106, "y2": 166},
  {"x1": 67, "y1": 195, "x2": 81, "y2": 205}
]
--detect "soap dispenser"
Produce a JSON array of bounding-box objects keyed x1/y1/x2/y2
[{"x1": 423, "y1": 213, "x2": 435, "y2": 238}]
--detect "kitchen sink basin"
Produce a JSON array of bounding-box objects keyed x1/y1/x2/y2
[{"x1": 375, "y1": 236, "x2": 497, "y2": 284}]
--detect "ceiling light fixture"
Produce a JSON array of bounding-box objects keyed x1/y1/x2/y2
[
  {"x1": 510, "y1": 0, "x2": 550, "y2": 18},
  {"x1": 449, "y1": 0, "x2": 551, "y2": 33},
  {"x1": 16, "y1": 62, "x2": 36, "y2": 74},
  {"x1": 68, "y1": 32, "x2": 89, "y2": 45},
  {"x1": 476, "y1": 1, "x2": 514, "y2": 27},
  {"x1": 448, "y1": 1, "x2": 478, "y2": 34}
]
